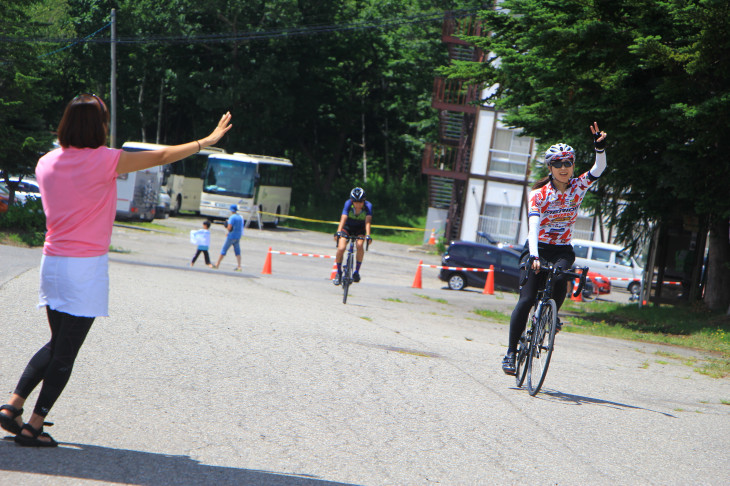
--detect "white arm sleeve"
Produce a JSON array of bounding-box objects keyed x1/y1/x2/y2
[
  {"x1": 528, "y1": 215, "x2": 539, "y2": 257},
  {"x1": 589, "y1": 150, "x2": 607, "y2": 178}
]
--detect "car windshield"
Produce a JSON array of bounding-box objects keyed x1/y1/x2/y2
[{"x1": 616, "y1": 251, "x2": 633, "y2": 267}]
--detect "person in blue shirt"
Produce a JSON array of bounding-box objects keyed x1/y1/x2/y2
[
  {"x1": 214, "y1": 204, "x2": 244, "y2": 271},
  {"x1": 333, "y1": 187, "x2": 372, "y2": 285}
]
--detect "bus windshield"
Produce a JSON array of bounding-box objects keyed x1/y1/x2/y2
[{"x1": 203, "y1": 158, "x2": 257, "y2": 198}]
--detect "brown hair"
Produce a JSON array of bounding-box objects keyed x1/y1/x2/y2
[
  {"x1": 57, "y1": 94, "x2": 109, "y2": 148},
  {"x1": 532, "y1": 174, "x2": 552, "y2": 190}
]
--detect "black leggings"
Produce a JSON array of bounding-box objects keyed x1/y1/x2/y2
[
  {"x1": 192, "y1": 249, "x2": 211, "y2": 265},
  {"x1": 507, "y1": 244, "x2": 575, "y2": 353},
  {"x1": 14, "y1": 308, "x2": 94, "y2": 417}
]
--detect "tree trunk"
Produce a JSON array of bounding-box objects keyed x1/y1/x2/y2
[
  {"x1": 704, "y1": 217, "x2": 730, "y2": 311},
  {"x1": 156, "y1": 75, "x2": 164, "y2": 144},
  {"x1": 138, "y1": 75, "x2": 146, "y2": 143}
]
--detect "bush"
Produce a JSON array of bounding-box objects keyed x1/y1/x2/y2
[{"x1": 0, "y1": 197, "x2": 46, "y2": 246}]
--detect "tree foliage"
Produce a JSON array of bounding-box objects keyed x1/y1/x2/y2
[
  {"x1": 442, "y1": 0, "x2": 730, "y2": 310},
  {"x1": 0, "y1": 0, "x2": 70, "y2": 201},
  {"x1": 19, "y1": 0, "x2": 482, "y2": 212}
]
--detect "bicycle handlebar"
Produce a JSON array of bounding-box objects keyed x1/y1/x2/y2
[
  {"x1": 519, "y1": 256, "x2": 589, "y2": 297},
  {"x1": 335, "y1": 232, "x2": 371, "y2": 251}
]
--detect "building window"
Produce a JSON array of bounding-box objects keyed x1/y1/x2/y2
[
  {"x1": 478, "y1": 204, "x2": 521, "y2": 244},
  {"x1": 572, "y1": 216, "x2": 594, "y2": 241},
  {"x1": 488, "y1": 127, "x2": 531, "y2": 176}
]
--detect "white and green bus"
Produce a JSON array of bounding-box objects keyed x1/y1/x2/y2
[
  {"x1": 163, "y1": 145, "x2": 226, "y2": 215},
  {"x1": 199, "y1": 152, "x2": 293, "y2": 226},
  {"x1": 120, "y1": 142, "x2": 225, "y2": 216}
]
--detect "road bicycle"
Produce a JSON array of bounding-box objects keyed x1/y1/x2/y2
[
  {"x1": 515, "y1": 257, "x2": 588, "y2": 396},
  {"x1": 335, "y1": 233, "x2": 370, "y2": 304}
]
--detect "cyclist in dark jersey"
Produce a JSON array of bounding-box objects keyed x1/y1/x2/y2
[
  {"x1": 333, "y1": 187, "x2": 372, "y2": 285},
  {"x1": 502, "y1": 122, "x2": 608, "y2": 375}
]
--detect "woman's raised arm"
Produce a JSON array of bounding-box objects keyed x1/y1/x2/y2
[{"x1": 116, "y1": 112, "x2": 232, "y2": 175}]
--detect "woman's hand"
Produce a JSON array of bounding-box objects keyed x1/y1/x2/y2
[
  {"x1": 200, "y1": 112, "x2": 233, "y2": 148},
  {"x1": 590, "y1": 121, "x2": 607, "y2": 150},
  {"x1": 531, "y1": 257, "x2": 541, "y2": 274}
]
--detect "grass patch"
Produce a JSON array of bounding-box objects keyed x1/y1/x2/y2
[
  {"x1": 109, "y1": 245, "x2": 131, "y2": 254},
  {"x1": 562, "y1": 301, "x2": 730, "y2": 377},
  {"x1": 114, "y1": 221, "x2": 177, "y2": 233},
  {"x1": 384, "y1": 297, "x2": 405, "y2": 303},
  {"x1": 473, "y1": 309, "x2": 510, "y2": 324},
  {"x1": 280, "y1": 211, "x2": 433, "y2": 247},
  {"x1": 721, "y1": 400, "x2": 730, "y2": 406},
  {"x1": 360, "y1": 316, "x2": 372, "y2": 322},
  {"x1": 415, "y1": 294, "x2": 447, "y2": 304}
]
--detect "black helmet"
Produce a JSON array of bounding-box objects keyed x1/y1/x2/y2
[{"x1": 350, "y1": 187, "x2": 365, "y2": 201}]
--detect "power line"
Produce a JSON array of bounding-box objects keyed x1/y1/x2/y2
[{"x1": 0, "y1": 8, "x2": 481, "y2": 47}]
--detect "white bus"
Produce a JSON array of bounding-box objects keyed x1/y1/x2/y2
[
  {"x1": 116, "y1": 142, "x2": 164, "y2": 221},
  {"x1": 119, "y1": 142, "x2": 226, "y2": 218},
  {"x1": 162, "y1": 145, "x2": 225, "y2": 215},
  {"x1": 199, "y1": 152, "x2": 293, "y2": 226}
]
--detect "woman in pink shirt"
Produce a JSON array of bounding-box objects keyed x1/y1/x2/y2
[{"x1": 0, "y1": 94, "x2": 232, "y2": 446}]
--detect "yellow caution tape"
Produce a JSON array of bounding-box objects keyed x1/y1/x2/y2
[{"x1": 258, "y1": 211, "x2": 427, "y2": 232}]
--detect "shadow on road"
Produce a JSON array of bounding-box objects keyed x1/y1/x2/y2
[
  {"x1": 536, "y1": 390, "x2": 677, "y2": 418},
  {"x1": 0, "y1": 438, "x2": 355, "y2": 486}
]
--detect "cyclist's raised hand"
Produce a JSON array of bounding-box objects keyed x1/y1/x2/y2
[{"x1": 590, "y1": 121, "x2": 607, "y2": 151}]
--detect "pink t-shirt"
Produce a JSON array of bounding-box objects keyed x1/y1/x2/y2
[{"x1": 36, "y1": 146, "x2": 121, "y2": 257}]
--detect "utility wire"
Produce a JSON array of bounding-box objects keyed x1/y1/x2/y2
[{"x1": 1, "y1": 8, "x2": 480, "y2": 47}]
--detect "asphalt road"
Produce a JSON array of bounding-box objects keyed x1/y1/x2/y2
[{"x1": 1, "y1": 216, "x2": 728, "y2": 485}]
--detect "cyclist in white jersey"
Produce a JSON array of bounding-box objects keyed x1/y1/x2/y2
[{"x1": 502, "y1": 122, "x2": 607, "y2": 375}]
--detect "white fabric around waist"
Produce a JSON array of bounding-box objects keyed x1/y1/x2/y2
[{"x1": 38, "y1": 254, "x2": 109, "y2": 317}]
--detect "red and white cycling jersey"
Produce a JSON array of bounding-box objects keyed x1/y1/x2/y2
[{"x1": 528, "y1": 171, "x2": 596, "y2": 245}]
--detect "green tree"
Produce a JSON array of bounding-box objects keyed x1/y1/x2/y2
[
  {"x1": 442, "y1": 0, "x2": 730, "y2": 311},
  {"x1": 0, "y1": 0, "x2": 68, "y2": 204},
  {"x1": 12, "y1": 0, "x2": 484, "y2": 225}
]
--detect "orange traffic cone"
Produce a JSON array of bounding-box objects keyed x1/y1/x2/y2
[
  {"x1": 428, "y1": 228, "x2": 436, "y2": 245},
  {"x1": 412, "y1": 260, "x2": 423, "y2": 288},
  {"x1": 570, "y1": 278, "x2": 582, "y2": 302},
  {"x1": 261, "y1": 247, "x2": 272, "y2": 274},
  {"x1": 483, "y1": 265, "x2": 495, "y2": 295},
  {"x1": 330, "y1": 262, "x2": 337, "y2": 280}
]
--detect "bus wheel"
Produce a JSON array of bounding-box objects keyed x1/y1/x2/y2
[
  {"x1": 271, "y1": 207, "x2": 281, "y2": 228},
  {"x1": 172, "y1": 195, "x2": 182, "y2": 216}
]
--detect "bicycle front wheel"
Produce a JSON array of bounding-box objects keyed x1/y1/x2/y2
[
  {"x1": 342, "y1": 252, "x2": 353, "y2": 304},
  {"x1": 515, "y1": 309, "x2": 534, "y2": 388},
  {"x1": 527, "y1": 299, "x2": 557, "y2": 396}
]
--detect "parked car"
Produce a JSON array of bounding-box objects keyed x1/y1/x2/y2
[
  {"x1": 0, "y1": 184, "x2": 8, "y2": 213},
  {"x1": 1, "y1": 177, "x2": 41, "y2": 205},
  {"x1": 572, "y1": 239, "x2": 642, "y2": 293},
  {"x1": 439, "y1": 240, "x2": 521, "y2": 291},
  {"x1": 568, "y1": 269, "x2": 611, "y2": 301}
]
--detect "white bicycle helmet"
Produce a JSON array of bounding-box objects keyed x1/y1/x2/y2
[
  {"x1": 544, "y1": 143, "x2": 575, "y2": 165},
  {"x1": 350, "y1": 187, "x2": 365, "y2": 201}
]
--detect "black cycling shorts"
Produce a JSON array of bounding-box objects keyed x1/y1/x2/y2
[{"x1": 343, "y1": 220, "x2": 367, "y2": 236}]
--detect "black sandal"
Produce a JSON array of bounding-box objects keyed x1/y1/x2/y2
[
  {"x1": 14, "y1": 423, "x2": 58, "y2": 448},
  {"x1": 0, "y1": 404, "x2": 23, "y2": 435}
]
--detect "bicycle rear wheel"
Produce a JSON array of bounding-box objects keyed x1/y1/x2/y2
[
  {"x1": 527, "y1": 299, "x2": 557, "y2": 396},
  {"x1": 342, "y1": 251, "x2": 353, "y2": 304},
  {"x1": 515, "y1": 332, "x2": 529, "y2": 388}
]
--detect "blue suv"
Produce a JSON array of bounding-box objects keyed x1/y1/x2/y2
[{"x1": 439, "y1": 241, "x2": 522, "y2": 291}]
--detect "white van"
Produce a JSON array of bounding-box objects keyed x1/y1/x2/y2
[{"x1": 572, "y1": 239, "x2": 642, "y2": 293}]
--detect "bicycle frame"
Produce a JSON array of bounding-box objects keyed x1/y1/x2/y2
[
  {"x1": 515, "y1": 257, "x2": 588, "y2": 395},
  {"x1": 337, "y1": 234, "x2": 369, "y2": 304}
]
